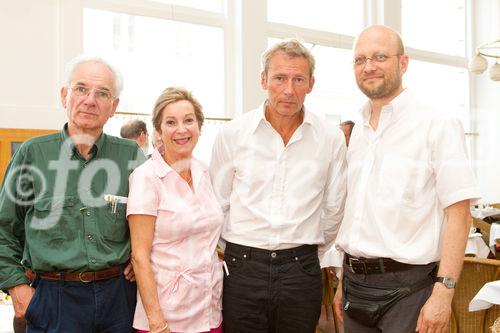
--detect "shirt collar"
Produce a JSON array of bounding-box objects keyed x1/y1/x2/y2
[
  {"x1": 150, "y1": 148, "x2": 206, "y2": 187},
  {"x1": 359, "y1": 88, "x2": 413, "y2": 125},
  {"x1": 151, "y1": 147, "x2": 174, "y2": 178},
  {"x1": 250, "y1": 101, "x2": 312, "y2": 134},
  {"x1": 60, "y1": 123, "x2": 106, "y2": 159}
]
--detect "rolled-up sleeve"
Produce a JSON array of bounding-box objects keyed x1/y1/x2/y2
[{"x1": 127, "y1": 166, "x2": 159, "y2": 217}]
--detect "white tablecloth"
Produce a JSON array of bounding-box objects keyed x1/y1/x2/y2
[
  {"x1": 471, "y1": 207, "x2": 500, "y2": 219},
  {"x1": 490, "y1": 223, "x2": 500, "y2": 252},
  {"x1": 321, "y1": 246, "x2": 344, "y2": 278},
  {"x1": 466, "y1": 232, "x2": 492, "y2": 258},
  {"x1": 469, "y1": 280, "x2": 500, "y2": 311}
]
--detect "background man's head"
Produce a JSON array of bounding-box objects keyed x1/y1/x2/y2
[
  {"x1": 120, "y1": 119, "x2": 149, "y2": 153},
  {"x1": 339, "y1": 120, "x2": 355, "y2": 146},
  {"x1": 353, "y1": 25, "x2": 408, "y2": 102},
  {"x1": 260, "y1": 39, "x2": 315, "y2": 118}
]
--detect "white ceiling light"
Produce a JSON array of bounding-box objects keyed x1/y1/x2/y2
[{"x1": 469, "y1": 40, "x2": 500, "y2": 82}]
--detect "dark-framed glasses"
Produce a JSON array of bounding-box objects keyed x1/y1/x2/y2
[
  {"x1": 68, "y1": 85, "x2": 115, "y2": 103},
  {"x1": 353, "y1": 53, "x2": 401, "y2": 66}
]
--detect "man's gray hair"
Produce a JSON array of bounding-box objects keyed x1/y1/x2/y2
[
  {"x1": 261, "y1": 38, "x2": 316, "y2": 78},
  {"x1": 120, "y1": 119, "x2": 147, "y2": 140},
  {"x1": 64, "y1": 54, "x2": 124, "y2": 98}
]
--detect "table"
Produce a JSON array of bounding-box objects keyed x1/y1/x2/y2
[
  {"x1": 466, "y1": 231, "x2": 491, "y2": 258},
  {"x1": 469, "y1": 280, "x2": 500, "y2": 311},
  {"x1": 490, "y1": 223, "x2": 500, "y2": 252},
  {"x1": 471, "y1": 207, "x2": 500, "y2": 220}
]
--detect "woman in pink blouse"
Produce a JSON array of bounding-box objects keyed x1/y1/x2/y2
[{"x1": 127, "y1": 87, "x2": 224, "y2": 333}]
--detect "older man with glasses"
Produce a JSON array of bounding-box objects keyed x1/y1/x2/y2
[{"x1": 0, "y1": 55, "x2": 146, "y2": 332}]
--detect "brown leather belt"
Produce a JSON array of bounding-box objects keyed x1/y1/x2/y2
[
  {"x1": 38, "y1": 265, "x2": 122, "y2": 283},
  {"x1": 345, "y1": 254, "x2": 415, "y2": 274}
]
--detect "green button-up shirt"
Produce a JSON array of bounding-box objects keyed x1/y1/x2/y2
[{"x1": 0, "y1": 125, "x2": 146, "y2": 290}]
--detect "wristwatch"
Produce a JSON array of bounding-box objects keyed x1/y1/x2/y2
[{"x1": 435, "y1": 276, "x2": 456, "y2": 289}]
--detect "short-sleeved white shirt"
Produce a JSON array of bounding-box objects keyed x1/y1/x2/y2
[{"x1": 335, "y1": 89, "x2": 480, "y2": 264}]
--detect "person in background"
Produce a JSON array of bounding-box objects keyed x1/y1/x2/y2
[
  {"x1": 333, "y1": 25, "x2": 480, "y2": 333},
  {"x1": 127, "y1": 87, "x2": 223, "y2": 333},
  {"x1": 210, "y1": 39, "x2": 347, "y2": 333},
  {"x1": 121, "y1": 119, "x2": 149, "y2": 155},
  {"x1": 339, "y1": 120, "x2": 355, "y2": 146},
  {"x1": 0, "y1": 54, "x2": 145, "y2": 332}
]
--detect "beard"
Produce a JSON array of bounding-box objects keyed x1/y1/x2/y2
[{"x1": 356, "y1": 70, "x2": 402, "y2": 100}]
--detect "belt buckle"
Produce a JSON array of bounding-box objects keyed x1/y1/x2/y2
[
  {"x1": 79, "y1": 272, "x2": 92, "y2": 283},
  {"x1": 349, "y1": 257, "x2": 367, "y2": 274}
]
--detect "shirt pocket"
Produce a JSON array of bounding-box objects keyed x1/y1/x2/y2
[
  {"x1": 100, "y1": 203, "x2": 128, "y2": 242},
  {"x1": 29, "y1": 196, "x2": 77, "y2": 241}
]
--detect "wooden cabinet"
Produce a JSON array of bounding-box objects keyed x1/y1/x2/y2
[{"x1": 0, "y1": 128, "x2": 57, "y2": 184}]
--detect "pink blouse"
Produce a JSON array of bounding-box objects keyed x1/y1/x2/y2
[{"x1": 127, "y1": 148, "x2": 224, "y2": 332}]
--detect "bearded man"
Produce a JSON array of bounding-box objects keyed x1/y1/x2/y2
[{"x1": 333, "y1": 25, "x2": 480, "y2": 333}]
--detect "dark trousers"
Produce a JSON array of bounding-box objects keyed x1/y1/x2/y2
[
  {"x1": 342, "y1": 260, "x2": 437, "y2": 333},
  {"x1": 222, "y1": 242, "x2": 322, "y2": 333},
  {"x1": 26, "y1": 274, "x2": 136, "y2": 333}
]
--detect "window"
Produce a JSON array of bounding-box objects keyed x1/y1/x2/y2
[
  {"x1": 267, "y1": 0, "x2": 363, "y2": 36},
  {"x1": 83, "y1": 8, "x2": 225, "y2": 118},
  {"x1": 151, "y1": 0, "x2": 224, "y2": 13},
  {"x1": 402, "y1": 0, "x2": 466, "y2": 56},
  {"x1": 404, "y1": 60, "x2": 469, "y2": 130}
]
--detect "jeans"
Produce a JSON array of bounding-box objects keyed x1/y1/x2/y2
[
  {"x1": 26, "y1": 274, "x2": 136, "y2": 333},
  {"x1": 222, "y1": 242, "x2": 322, "y2": 333}
]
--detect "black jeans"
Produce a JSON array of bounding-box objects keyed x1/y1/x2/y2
[{"x1": 222, "y1": 242, "x2": 322, "y2": 333}]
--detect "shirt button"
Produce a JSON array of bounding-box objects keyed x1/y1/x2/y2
[
  {"x1": 271, "y1": 252, "x2": 277, "y2": 258},
  {"x1": 90, "y1": 259, "x2": 96, "y2": 264},
  {"x1": 86, "y1": 212, "x2": 91, "y2": 216}
]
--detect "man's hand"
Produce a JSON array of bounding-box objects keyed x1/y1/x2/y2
[
  {"x1": 415, "y1": 284, "x2": 453, "y2": 333},
  {"x1": 123, "y1": 262, "x2": 135, "y2": 281},
  {"x1": 333, "y1": 278, "x2": 343, "y2": 323},
  {"x1": 8, "y1": 284, "x2": 35, "y2": 320}
]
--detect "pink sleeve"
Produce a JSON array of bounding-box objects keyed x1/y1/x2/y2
[{"x1": 127, "y1": 165, "x2": 158, "y2": 217}]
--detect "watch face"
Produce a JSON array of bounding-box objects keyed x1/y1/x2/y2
[{"x1": 438, "y1": 277, "x2": 456, "y2": 289}]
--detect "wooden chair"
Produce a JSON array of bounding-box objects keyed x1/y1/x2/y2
[
  {"x1": 448, "y1": 257, "x2": 500, "y2": 332},
  {"x1": 473, "y1": 217, "x2": 491, "y2": 247}
]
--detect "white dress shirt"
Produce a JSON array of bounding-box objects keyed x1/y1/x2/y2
[
  {"x1": 210, "y1": 103, "x2": 347, "y2": 261},
  {"x1": 335, "y1": 89, "x2": 480, "y2": 264}
]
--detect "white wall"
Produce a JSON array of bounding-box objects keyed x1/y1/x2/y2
[
  {"x1": 471, "y1": 0, "x2": 500, "y2": 203},
  {"x1": 0, "y1": 0, "x2": 79, "y2": 129}
]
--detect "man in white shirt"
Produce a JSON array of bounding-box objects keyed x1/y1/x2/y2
[
  {"x1": 210, "y1": 39, "x2": 347, "y2": 333},
  {"x1": 333, "y1": 25, "x2": 480, "y2": 333}
]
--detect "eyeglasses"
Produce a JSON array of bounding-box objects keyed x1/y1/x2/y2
[
  {"x1": 353, "y1": 53, "x2": 401, "y2": 66},
  {"x1": 68, "y1": 85, "x2": 115, "y2": 103}
]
